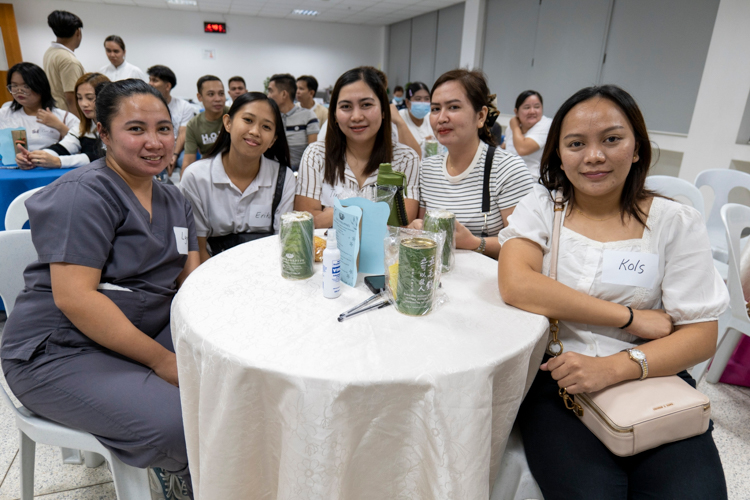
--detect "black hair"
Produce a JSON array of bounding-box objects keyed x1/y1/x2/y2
[
  {"x1": 208, "y1": 92, "x2": 291, "y2": 168},
  {"x1": 104, "y1": 35, "x2": 125, "y2": 51},
  {"x1": 47, "y1": 10, "x2": 83, "y2": 39},
  {"x1": 296, "y1": 75, "x2": 319, "y2": 94},
  {"x1": 96, "y1": 79, "x2": 170, "y2": 135},
  {"x1": 514, "y1": 90, "x2": 543, "y2": 110},
  {"x1": 197, "y1": 75, "x2": 222, "y2": 94},
  {"x1": 405, "y1": 81, "x2": 429, "y2": 101},
  {"x1": 147, "y1": 65, "x2": 177, "y2": 90},
  {"x1": 228, "y1": 76, "x2": 246, "y2": 86},
  {"x1": 7, "y1": 62, "x2": 56, "y2": 112},
  {"x1": 540, "y1": 85, "x2": 656, "y2": 227},
  {"x1": 268, "y1": 74, "x2": 297, "y2": 100},
  {"x1": 432, "y1": 69, "x2": 499, "y2": 146},
  {"x1": 393, "y1": 85, "x2": 404, "y2": 93}
]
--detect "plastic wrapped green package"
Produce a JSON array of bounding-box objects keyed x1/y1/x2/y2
[
  {"x1": 423, "y1": 209, "x2": 455, "y2": 273},
  {"x1": 280, "y1": 211, "x2": 314, "y2": 280}
]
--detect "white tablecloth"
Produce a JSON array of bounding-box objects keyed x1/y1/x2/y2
[{"x1": 172, "y1": 235, "x2": 548, "y2": 499}]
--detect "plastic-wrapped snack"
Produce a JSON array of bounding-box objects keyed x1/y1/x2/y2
[
  {"x1": 314, "y1": 235, "x2": 327, "y2": 262},
  {"x1": 383, "y1": 227, "x2": 446, "y2": 316},
  {"x1": 280, "y1": 211, "x2": 314, "y2": 280},
  {"x1": 423, "y1": 209, "x2": 455, "y2": 273}
]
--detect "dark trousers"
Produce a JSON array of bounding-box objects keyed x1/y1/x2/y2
[
  {"x1": 517, "y1": 360, "x2": 727, "y2": 500},
  {"x1": 2, "y1": 325, "x2": 191, "y2": 487}
]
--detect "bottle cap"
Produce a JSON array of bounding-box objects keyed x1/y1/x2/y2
[{"x1": 327, "y1": 229, "x2": 337, "y2": 249}]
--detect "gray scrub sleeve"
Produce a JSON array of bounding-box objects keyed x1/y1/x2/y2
[{"x1": 183, "y1": 195, "x2": 200, "y2": 252}]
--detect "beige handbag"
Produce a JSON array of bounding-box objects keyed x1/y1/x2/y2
[{"x1": 546, "y1": 190, "x2": 711, "y2": 457}]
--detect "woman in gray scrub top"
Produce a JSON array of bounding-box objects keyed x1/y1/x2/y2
[{"x1": 1, "y1": 80, "x2": 200, "y2": 497}]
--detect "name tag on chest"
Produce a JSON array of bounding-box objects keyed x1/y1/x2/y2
[
  {"x1": 249, "y1": 204, "x2": 272, "y2": 226},
  {"x1": 173, "y1": 227, "x2": 189, "y2": 255},
  {"x1": 600, "y1": 250, "x2": 659, "y2": 289}
]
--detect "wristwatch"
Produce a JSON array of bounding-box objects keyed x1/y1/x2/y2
[
  {"x1": 623, "y1": 348, "x2": 648, "y2": 380},
  {"x1": 474, "y1": 236, "x2": 486, "y2": 254}
]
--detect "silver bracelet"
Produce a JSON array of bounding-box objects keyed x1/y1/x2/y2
[{"x1": 473, "y1": 237, "x2": 486, "y2": 254}]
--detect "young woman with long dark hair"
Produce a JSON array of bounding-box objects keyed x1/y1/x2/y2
[
  {"x1": 294, "y1": 66, "x2": 420, "y2": 228},
  {"x1": 179, "y1": 92, "x2": 295, "y2": 262}
]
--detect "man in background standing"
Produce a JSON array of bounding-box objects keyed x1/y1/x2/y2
[
  {"x1": 43, "y1": 10, "x2": 85, "y2": 116},
  {"x1": 267, "y1": 73, "x2": 319, "y2": 171},
  {"x1": 182, "y1": 75, "x2": 229, "y2": 173},
  {"x1": 296, "y1": 75, "x2": 328, "y2": 126}
]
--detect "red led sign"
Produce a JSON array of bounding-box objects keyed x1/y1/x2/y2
[{"x1": 204, "y1": 22, "x2": 227, "y2": 33}]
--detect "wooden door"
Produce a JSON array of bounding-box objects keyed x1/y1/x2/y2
[{"x1": 0, "y1": 3, "x2": 23, "y2": 104}]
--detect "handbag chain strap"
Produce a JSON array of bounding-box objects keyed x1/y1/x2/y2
[{"x1": 547, "y1": 189, "x2": 584, "y2": 417}]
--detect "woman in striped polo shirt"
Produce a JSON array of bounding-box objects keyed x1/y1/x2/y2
[{"x1": 412, "y1": 69, "x2": 534, "y2": 259}]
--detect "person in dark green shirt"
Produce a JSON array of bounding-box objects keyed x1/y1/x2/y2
[{"x1": 182, "y1": 74, "x2": 229, "y2": 175}]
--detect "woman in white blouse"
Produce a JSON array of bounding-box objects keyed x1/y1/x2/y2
[
  {"x1": 498, "y1": 85, "x2": 729, "y2": 499},
  {"x1": 16, "y1": 72, "x2": 110, "y2": 169},
  {"x1": 98, "y1": 35, "x2": 148, "y2": 82},
  {"x1": 180, "y1": 92, "x2": 296, "y2": 262},
  {"x1": 295, "y1": 66, "x2": 420, "y2": 228},
  {"x1": 501, "y1": 90, "x2": 552, "y2": 179},
  {"x1": 3, "y1": 62, "x2": 79, "y2": 165},
  {"x1": 398, "y1": 82, "x2": 435, "y2": 157}
]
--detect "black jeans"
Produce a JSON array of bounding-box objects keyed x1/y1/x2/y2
[{"x1": 517, "y1": 358, "x2": 728, "y2": 500}]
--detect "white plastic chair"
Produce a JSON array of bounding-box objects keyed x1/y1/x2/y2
[
  {"x1": 0, "y1": 230, "x2": 151, "y2": 499},
  {"x1": 4, "y1": 187, "x2": 42, "y2": 231},
  {"x1": 694, "y1": 204, "x2": 750, "y2": 384},
  {"x1": 695, "y1": 169, "x2": 750, "y2": 264},
  {"x1": 645, "y1": 175, "x2": 706, "y2": 218}
]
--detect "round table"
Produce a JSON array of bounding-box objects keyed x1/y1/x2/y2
[
  {"x1": 0, "y1": 167, "x2": 76, "y2": 230},
  {"x1": 172, "y1": 235, "x2": 548, "y2": 499}
]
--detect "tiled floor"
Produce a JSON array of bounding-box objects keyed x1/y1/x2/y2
[{"x1": 0, "y1": 315, "x2": 748, "y2": 499}]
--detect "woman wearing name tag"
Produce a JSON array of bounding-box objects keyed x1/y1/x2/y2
[
  {"x1": 179, "y1": 92, "x2": 295, "y2": 262},
  {"x1": 295, "y1": 66, "x2": 420, "y2": 228},
  {"x1": 2, "y1": 79, "x2": 200, "y2": 498},
  {"x1": 410, "y1": 69, "x2": 534, "y2": 259},
  {"x1": 497, "y1": 85, "x2": 729, "y2": 499}
]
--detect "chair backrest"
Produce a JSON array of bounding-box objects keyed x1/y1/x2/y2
[
  {"x1": 645, "y1": 175, "x2": 705, "y2": 218},
  {"x1": 0, "y1": 229, "x2": 36, "y2": 316},
  {"x1": 696, "y1": 169, "x2": 750, "y2": 259},
  {"x1": 721, "y1": 204, "x2": 750, "y2": 323},
  {"x1": 4, "y1": 186, "x2": 43, "y2": 230}
]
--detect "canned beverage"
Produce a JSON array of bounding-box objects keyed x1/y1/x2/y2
[
  {"x1": 280, "y1": 211, "x2": 314, "y2": 280},
  {"x1": 396, "y1": 237, "x2": 438, "y2": 316},
  {"x1": 423, "y1": 209, "x2": 455, "y2": 273},
  {"x1": 424, "y1": 140, "x2": 439, "y2": 158}
]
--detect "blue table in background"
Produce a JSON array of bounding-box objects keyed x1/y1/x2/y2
[{"x1": 0, "y1": 167, "x2": 76, "y2": 311}]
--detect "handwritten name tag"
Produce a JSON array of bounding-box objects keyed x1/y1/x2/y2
[
  {"x1": 321, "y1": 184, "x2": 344, "y2": 207},
  {"x1": 601, "y1": 250, "x2": 659, "y2": 288},
  {"x1": 249, "y1": 204, "x2": 272, "y2": 226},
  {"x1": 173, "y1": 226, "x2": 189, "y2": 255}
]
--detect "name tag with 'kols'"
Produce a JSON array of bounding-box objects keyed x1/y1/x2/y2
[{"x1": 601, "y1": 250, "x2": 659, "y2": 289}]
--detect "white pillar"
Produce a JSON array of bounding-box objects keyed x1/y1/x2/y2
[
  {"x1": 459, "y1": 0, "x2": 486, "y2": 69},
  {"x1": 680, "y1": 0, "x2": 750, "y2": 182}
]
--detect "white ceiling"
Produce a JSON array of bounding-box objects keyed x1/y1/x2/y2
[{"x1": 67, "y1": 0, "x2": 463, "y2": 26}]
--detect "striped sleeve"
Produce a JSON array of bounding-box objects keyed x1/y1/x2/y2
[
  {"x1": 307, "y1": 116, "x2": 320, "y2": 135},
  {"x1": 393, "y1": 143, "x2": 421, "y2": 201},
  {"x1": 296, "y1": 141, "x2": 325, "y2": 200},
  {"x1": 493, "y1": 150, "x2": 535, "y2": 210}
]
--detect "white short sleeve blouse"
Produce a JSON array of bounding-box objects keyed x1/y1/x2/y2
[{"x1": 498, "y1": 185, "x2": 729, "y2": 357}]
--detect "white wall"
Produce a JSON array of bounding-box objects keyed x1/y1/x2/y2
[{"x1": 9, "y1": 0, "x2": 385, "y2": 100}]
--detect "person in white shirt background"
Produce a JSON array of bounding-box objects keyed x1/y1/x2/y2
[
  {"x1": 2, "y1": 62, "x2": 79, "y2": 167},
  {"x1": 398, "y1": 81, "x2": 435, "y2": 158},
  {"x1": 501, "y1": 90, "x2": 552, "y2": 179},
  {"x1": 16, "y1": 72, "x2": 109, "y2": 169},
  {"x1": 225, "y1": 75, "x2": 247, "y2": 106},
  {"x1": 98, "y1": 35, "x2": 148, "y2": 83}
]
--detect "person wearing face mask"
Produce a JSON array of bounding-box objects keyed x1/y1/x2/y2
[
  {"x1": 2, "y1": 79, "x2": 200, "y2": 499},
  {"x1": 398, "y1": 82, "x2": 435, "y2": 158},
  {"x1": 98, "y1": 35, "x2": 148, "y2": 83},
  {"x1": 391, "y1": 85, "x2": 406, "y2": 110},
  {"x1": 180, "y1": 92, "x2": 296, "y2": 263},
  {"x1": 295, "y1": 66, "x2": 420, "y2": 229},
  {"x1": 501, "y1": 90, "x2": 552, "y2": 179},
  {"x1": 410, "y1": 69, "x2": 534, "y2": 260},
  {"x1": 16, "y1": 72, "x2": 110, "y2": 169}
]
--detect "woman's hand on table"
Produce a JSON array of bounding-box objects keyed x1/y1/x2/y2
[
  {"x1": 27, "y1": 150, "x2": 62, "y2": 169},
  {"x1": 625, "y1": 309, "x2": 673, "y2": 340},
  {"x1": 541, "y1": 352, "x2": 621, "y2": 394},
  {"x1": 151, "y1": 350, "x2": 179, "y2": 387},
  {"x1": 454, "y1": 220, "x2": 480, "y2": 250},
  {"x1": 407, "y1": 218, "x2": 423, "y2": 230},
  {"x1": 16, "y1": 146, "x2": 34, "y2": 169}
]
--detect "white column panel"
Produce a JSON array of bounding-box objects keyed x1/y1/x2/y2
[{"x1": 460, "y1": 0, "x2": 487, "y2": 69}]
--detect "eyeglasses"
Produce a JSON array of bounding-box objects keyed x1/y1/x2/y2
[{"x1": 7, "y1": 84, "x2": 31, "y2": 95}]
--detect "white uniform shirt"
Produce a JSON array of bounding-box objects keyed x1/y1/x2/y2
[
  {"x1": 43, "y1": 124, "x2": 99, "y2": 168},
  {"x1": 399, "y1": 108, "x2": 434, "y2": 156},
  {"x1": 98, "y1": 60, "x2": 148, "y2": 82},
  {"x1": 0, "y1": 106, "x2": 80, "y2": 152},
  {"x1": 167, "y1": 97, "x2": 196, "y2": 138},
  {"x1": 296, "y1": 140, "x2": 420, "y2": 207},
  {"x1": 498, "y1": 185, "x2": 729, "y2": 357},
  {"x1": 179, "y1": 153, "x2": 296, "y2": 238},
  {"x1": 504, "y1": 115, "x2": 552, "y2": 179}
]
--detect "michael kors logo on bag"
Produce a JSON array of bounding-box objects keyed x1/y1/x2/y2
[{"x1": 653, "y1": 403, "x2": 674, "y2": 411}]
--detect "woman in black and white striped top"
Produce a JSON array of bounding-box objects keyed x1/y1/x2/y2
[{"x1": 413, "y1": 69, "x2": 534, "y2": 259}]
